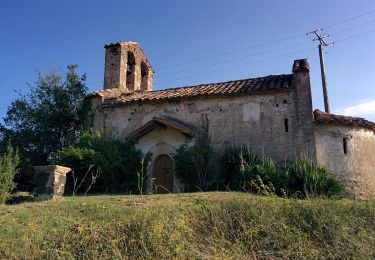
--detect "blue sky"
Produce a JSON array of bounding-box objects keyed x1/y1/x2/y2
[{"x1": 1, "y1": 0, "x2": 375, "y2": 121}]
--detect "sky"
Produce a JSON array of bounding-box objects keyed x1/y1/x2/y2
[{"x1": 1, "y1": 0, "x2": 375, "y2": 121}]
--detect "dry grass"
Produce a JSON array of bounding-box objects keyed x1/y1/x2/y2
[{"x1": 0, "y1": 192, "x2": 374, "y2": 259}]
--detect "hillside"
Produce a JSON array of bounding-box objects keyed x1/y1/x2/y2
[{"x1": 0, "y1": 192, "x2": 374, "y2": 259}]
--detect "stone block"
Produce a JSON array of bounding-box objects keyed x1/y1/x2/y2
[{"x1": 34, "y1": 165, "x2": 71, "y2": 200}]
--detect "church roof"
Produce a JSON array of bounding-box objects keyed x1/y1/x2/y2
[
  {"x1": 314, "y1": 109, "x2": 375, "y2": 134},
  {"x1": 89, "y1": 74, "x2": 293, "y2": 105}
]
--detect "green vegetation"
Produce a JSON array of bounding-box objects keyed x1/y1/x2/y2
[
  {"x1": 0, "y1": 192, "x2": 374, "y2": 259},
  {"x1": 57, "y1": 130, "x2": 151, "y2": 195},
  {"x1": 174, "y1": 115, "x2": 214, "y2": 191},
  {"x1": 0, "y1": 145, "x2": 19, "y2": 203},
  {"x1": 222, "y1": 145, "x2": 342, "y2": 198},
  {"x1": 0, "y1": 65, "x2": 88, "y2": 191}
]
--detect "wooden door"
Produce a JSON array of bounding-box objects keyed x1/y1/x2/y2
[{"x1": 153, "y1": 155, "x2": 174, "y2": 194}]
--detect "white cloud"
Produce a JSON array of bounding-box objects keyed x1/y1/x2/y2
[{"x1": 335, "y1": 100, "x2": 375, "y2": 120}]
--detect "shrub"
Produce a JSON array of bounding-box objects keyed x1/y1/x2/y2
[
  {"x1": 282, "y1": 159, "x2": 343, "y2": 198},
  {"x1": 222, "y1": 145, "x2": 342, "y2": 198},
  {"x1": 57, "y1": 130, "x2": 151, "y2": 194},
  {"x1": 0, "y1": 145, "x2": 20, "y2": 203},
  {"x1": 174, "y1": 115, "x2": 213, "y2": 191}
]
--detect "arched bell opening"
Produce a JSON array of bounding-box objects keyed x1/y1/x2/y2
[{"x1": 126, "y1": 51, "x2": 136, "y2": 90}]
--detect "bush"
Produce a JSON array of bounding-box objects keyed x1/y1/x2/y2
[
  {"x1": 174, "y1": 115, "x2": 213, "y2": 191},
  {"x1": 282, "y1": 159, "x2": 343, "y2": 198},
  {"x1": 0, "y1": 145, "x2": 20, "y2": 203},
  {"x1": 222, "y1": 145, "x2": 342, "y2": 198},
  {"x1": 57, "y1": 130, "x2": 151, "y2": 194}
]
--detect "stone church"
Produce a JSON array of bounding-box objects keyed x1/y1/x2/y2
[{"x1": 87, "y1": 41, "x2": 375, "y2": 198}]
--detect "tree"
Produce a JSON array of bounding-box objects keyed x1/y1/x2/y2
[
  {"x1": 0, "y1": 144, "x2": 20, "y2": 203},
  {"x1": 0, "y1": 65, "x2": 88, "y2": 190}
]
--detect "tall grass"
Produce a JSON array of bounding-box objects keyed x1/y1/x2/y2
[
  {"x1": 222, "y1": 145, "x2": 342, "y2": 198},
  {"x1": 0, "y1": 193, "x2": 374, "y2": 259}
]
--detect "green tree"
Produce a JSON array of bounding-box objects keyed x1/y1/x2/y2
[
  {"x1": 0, "y1": 144, "x2": 20, "y2": 203},
  {"x1": 0, "y1": 65, "x2": 88, "y2": 190}
]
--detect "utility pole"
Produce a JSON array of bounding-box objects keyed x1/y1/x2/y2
[{"x1": 307, "y1": 29, "x2": 334, "y2": 113}]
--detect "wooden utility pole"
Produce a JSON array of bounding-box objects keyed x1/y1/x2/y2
[
  {"x1": 308, "y1": 29, "x2": 333, "y2": 113},
  {"x1": 318, "y1": 43, "x2": 330, "y2": 113}
]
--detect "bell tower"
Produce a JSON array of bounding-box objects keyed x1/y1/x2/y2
[{"x1": 103, "y1": 41, "x2": 153, "y2": 92}]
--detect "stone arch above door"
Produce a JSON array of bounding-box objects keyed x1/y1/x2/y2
[
  {"x1": 127, "y1": 116, "x2": 199, "y2": 194},
  {"x1": 144, "y1": 141, "x2": 183, "y2": 194}
]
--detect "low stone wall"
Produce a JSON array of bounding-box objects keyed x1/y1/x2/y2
[{"x1": 34, "y1": 165, "x2": 71, "y2": 200}]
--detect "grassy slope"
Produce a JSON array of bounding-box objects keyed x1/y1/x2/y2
[{"x1": 0, "y1": 192, "x2": 375, "y2": 259}]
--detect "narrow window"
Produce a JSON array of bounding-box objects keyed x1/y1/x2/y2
[
  {"x1": 284, "y1": 118, "x2": 289, "y2": 132},
  {"x1": 126, "y1": 52, "x2": 136, "y2": 90},
  {"x1": 141, "y1": 61, "x2": 149, "y2": 90},
  {"x1": 343, "y1": 137, "x2": 348, "y2": 154}
]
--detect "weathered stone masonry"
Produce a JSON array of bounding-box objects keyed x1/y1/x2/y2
[{"x1": 88, "y1": 41, "x2": 375, "y2": 198}]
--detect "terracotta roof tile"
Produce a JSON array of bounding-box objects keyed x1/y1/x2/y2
[
  {"x1": 314, "y1": 109, "x2": 375, "y2": 134},
  {"x1": 88, "y1": 74, "x2": 293, "y2": 105}
]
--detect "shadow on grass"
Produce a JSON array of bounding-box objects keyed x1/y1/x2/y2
[{"x1": 6, "y1": 193, "x2": 34, "y2": 205}]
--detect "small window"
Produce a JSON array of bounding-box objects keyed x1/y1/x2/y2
[
  {"x1": 284, "y1": 118, "x2": 289, "y2": 132},
  {"x1": 343, "y1": 138, "x2": 348, "y2": 154}
]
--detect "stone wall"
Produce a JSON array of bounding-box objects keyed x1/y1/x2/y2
[
  {"x1": 315, "y1": 125, "x2": 375, "y2": 199},
  {"x1": 104, "y1": 42, "x2": 153, "y2": 92},
  {"x1": 91, "y1": 85, "x2": 315, "y2": 164},
  {"x1": 90, "y1": 60, "x2": 317, "y2": 193}
]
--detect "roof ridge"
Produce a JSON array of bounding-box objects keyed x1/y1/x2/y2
[
  {"x1": 314, "y1": 109, "x2": 375, "y2": 134},
  {"x1": 88, "y1": 73, "x2": 293, "y2": 102},
  {"x1": 143, "y1": 74, "x2": 293, "y2": 94}
]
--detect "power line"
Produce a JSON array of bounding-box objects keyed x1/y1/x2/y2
[
  {"x1": 322, "y1": 9, "x2": 375, "y2": 30},
  {"x1": 87, "y1": 11, "x2": 375, "y2": 88},
  {"x1": 155, "y1": 22, "x2": 375, "y2": 81},
  {"x1": 155, "y1": 9, "x2": 375, "y2": 71},
  {"x1": 330, "y1": 18, "x2": 375, "y2": 36},
  {"x1": 88, "y1": 26, "x2": 375, "y2": 89},
  {"x1": 156, "y1": 39, "x2": 313, "y2": 78},
  {"x1": 334, "y1": 27, "x2": 375, "y2": 43},
  {"x1": 155, "y1": 27, "x2": 375, "y2": 86},
  {"x1": 156, "y1": 33, "x2": 306, "y2": 70},
  {"x1": 155, "y1": 47, "x2": 316, "y2": 85}
]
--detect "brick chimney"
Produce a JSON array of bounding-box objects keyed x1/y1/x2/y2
[
  {"x1": 291, "y1": 58, "x2": 317, "y2": 162},
  {"x1": 293, "y1": 59, "x2": 310, "y2": 73}
]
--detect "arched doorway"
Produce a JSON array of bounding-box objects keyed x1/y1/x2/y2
[{"x1": 153, "y1": 155, "x2": 173, "y2": 194}]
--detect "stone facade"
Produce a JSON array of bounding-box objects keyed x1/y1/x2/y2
[{"x1": 87, "y1": 41, "x2": 375, "y2": 197}]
